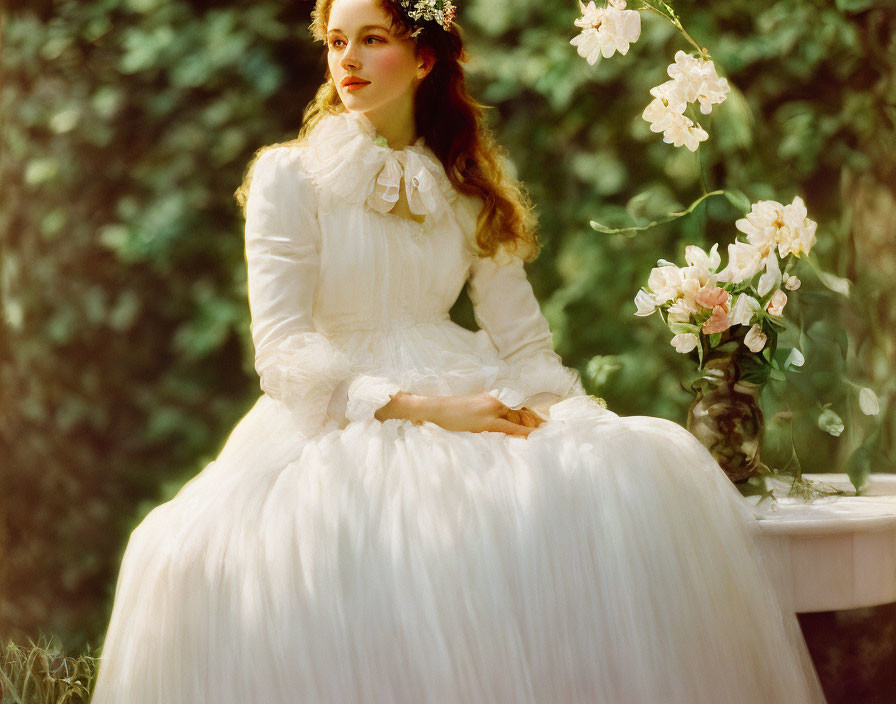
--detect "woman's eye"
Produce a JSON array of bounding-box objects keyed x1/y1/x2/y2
[
  {"x1": 365, "y1": 36, "x2": 384, "y2": 44},
  {"x1": 329, "y1": 39, "x2": 344, "y2": 48}
]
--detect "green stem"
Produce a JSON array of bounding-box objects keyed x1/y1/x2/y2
[
  {"x1": 639, "y1": 1, "x2": 708, "y2": 57},
  {"x1": 694, "y1": 113, "x2": 710, "y2": 194}
]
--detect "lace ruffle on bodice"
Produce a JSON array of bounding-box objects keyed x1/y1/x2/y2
[{"x1": 302, "y1": 110, "x2": 458, "y2": 231}]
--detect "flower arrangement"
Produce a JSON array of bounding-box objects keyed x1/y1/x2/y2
[
  {"x1": 569, "y1": 0, "x2": 883, "y2": 493},
  {"x1": 634, "y1": 195, "x2": 817, "y2": 378}
]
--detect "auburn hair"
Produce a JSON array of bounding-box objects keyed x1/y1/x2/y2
[{"x1": 234, "y1": 0, "x2": 540, "y2": 261}]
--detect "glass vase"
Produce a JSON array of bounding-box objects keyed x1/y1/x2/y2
[{"x1": 687, "y1": 345, "x2": 765, "y2": 484}]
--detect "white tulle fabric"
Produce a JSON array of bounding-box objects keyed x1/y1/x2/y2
[{"x1": 91, "y1": 110, "x2": 827, "y2": 704}]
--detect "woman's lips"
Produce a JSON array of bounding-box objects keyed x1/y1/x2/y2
[{"x1": 344, "y1": 81, "x2": 369, "y2": 92}]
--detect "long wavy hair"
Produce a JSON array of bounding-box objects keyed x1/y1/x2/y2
[{"x1": 234, "y1": 0, "x2": 540, "y2": 260}]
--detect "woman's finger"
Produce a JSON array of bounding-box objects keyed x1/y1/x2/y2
[
  {"x1": 516, "y1": 409, "x2": 537, "y2": 427},
  {"x1": 488, "y1": 417, "x2": 534, "y2": 437},
  {"x1": 518, "y1": 407, "x2": 543, "y2": 427}
]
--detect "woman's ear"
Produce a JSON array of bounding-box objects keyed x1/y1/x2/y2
[{"x1": 416, "y1": 47, "x2": 436, "y2": 81}]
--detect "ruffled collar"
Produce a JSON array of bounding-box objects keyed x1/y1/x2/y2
[{"x1": 300, "y1": 110, "x2": 458, "y2": 225}]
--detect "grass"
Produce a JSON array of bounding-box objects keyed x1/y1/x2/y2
[{"x1": 1, "y1": 635, "x2": 98, "y2": 704}]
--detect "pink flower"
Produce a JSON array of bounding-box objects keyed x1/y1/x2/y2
[
  {"x1": 695, "y1": 286, "x2": 730, "y2": 312},
  {"x1": 702, "y1": 305, "x2": 732, "y2": 334}
]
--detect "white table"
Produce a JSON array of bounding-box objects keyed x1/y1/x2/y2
[{"x1": 744, "y1": 473, "x2": 896, "y2": 613}]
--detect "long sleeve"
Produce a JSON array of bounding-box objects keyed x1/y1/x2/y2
[
  {"x1": 467, "y1": 245, "x2": 587, "y2": 413},
  {"x1": 244, "y1": 146, "x2": 401, "y2": 434}
]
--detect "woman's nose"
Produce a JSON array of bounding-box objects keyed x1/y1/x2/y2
[{"x1": 340, "y1": 42, "x2": 361, "y2": 71}]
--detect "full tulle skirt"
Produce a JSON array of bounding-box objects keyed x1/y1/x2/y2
[{"x1": 91, "y1": 395, "x2": 826, "y2": 703}]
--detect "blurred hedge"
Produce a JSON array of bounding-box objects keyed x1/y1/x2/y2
[{"x1": 0, "y1": 0, "x2": 894, "y2": 654}]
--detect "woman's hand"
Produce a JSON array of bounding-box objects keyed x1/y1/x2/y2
[{"x1": 375, "y1": 391, "x2": 546, "y2": 437}]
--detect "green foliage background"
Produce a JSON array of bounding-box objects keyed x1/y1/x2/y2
[{"x1": 1, "y1": 0, "x2": 894, "y2": 656}]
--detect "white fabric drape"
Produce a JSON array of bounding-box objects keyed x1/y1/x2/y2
[{"x1": 91, "y1": 109, "x2": 828, "y2": 704}]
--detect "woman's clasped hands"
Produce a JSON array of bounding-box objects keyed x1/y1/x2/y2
[{"x1": 374, "y1": 390, "x2": 546, "y2": 437}]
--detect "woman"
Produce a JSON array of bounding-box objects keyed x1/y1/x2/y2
[{"x1": 91, "y1": 0, "x2": 828, "y2": 702}]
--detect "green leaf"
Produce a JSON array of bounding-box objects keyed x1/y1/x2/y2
[
  {"x1": 723, "y1": 188, "x2": 752, "y2": 214},
  {"x1": 669, "y1": 322, "x2": 700, "y2": 335},
  {"x1": 835, "y1": 0, "x2": 877, "y2": 12},
  {"x1": 843, "y1": 446, "x2": 871, "y2": 493}
]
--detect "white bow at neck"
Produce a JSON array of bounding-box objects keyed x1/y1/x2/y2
[{"x1": 300, "y1": 110, "x2": 457, "y2": 225}]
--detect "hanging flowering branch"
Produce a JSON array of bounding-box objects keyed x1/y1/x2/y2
[{"x1": 571, "y1": 0, "x2": 729, "y2": 152}]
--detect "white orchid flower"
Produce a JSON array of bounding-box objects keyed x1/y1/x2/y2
[
  {"x1": 642, "y1": 98, "x2": 682, "y2": 134},
  {"x1": 736, "y1": 196, "x2": 818, "y2": 260},
  {"x1": 694, "y1": 64, "x2": 730, "y2": 115},
  {"x1": 780, "y1": 196, "x2": 818, "y2": 258},
  {"x1": 744, "y1": 324, "x2": 767, "y2": 352},
  {"x1": 716, "y1": 241, "x2": 764, "y2": 284},
  {"x1": 574, "y1": 0, "x2": 603, "y2": 27},
  {"x1": 729, "y1": 294, "x2": 761, "y2": 326},
  {"x1": 767, "y1": 289, "x2": 788, "y2": 316},
  {"x1": 756, "y1": 253, "x2": 782, "y2": 297},
  {"x1": 664, "y1": 51, "x2": 729, "y2": 114},
  {"x1": 648, "y1": 80, "x2": 689, "y2": 114},
  {"x1": 571, "y1": 0, "x2": 642, "y2": 65},
  {"x1": 667, "y1": 298, "x2": 696, "y2": 322},
  {"x1": 735, "y1": 200, "x2": 783, "y2": 258},
  {"x1": 684, "y1": 243, "x2": 721, "y2": 282},
  {"x1": 784, "y1": 274, "x2": 801, "y2": 291},
  {"x1": 666, "y1": 51, "x2": 701, "y2": 96},
  {"x1": 647, "y1": 264, "x2": 684, "y2": 304},
  {"x1": 642, "y1": 81, "x2": 708, "y2": 151},
  {"x1": 634, "y1": 289, "x2": 658, "y2": 316},
  {"x1": 676, "y1": 273, "x2": 704, "y2": 312},
  {"x1": 671, "y1": 333, "x2": 699, "y2": 353},
  {"x1": 661, "y1": 113, "x2": 708, "y2": 151},
  {"x1": 785, "y1": 347, "x2": 805, "y2": 368}
]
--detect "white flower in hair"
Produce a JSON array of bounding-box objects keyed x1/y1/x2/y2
[
  {"x1": 398, "y1": 0, "x2": 457, "y2": 31},
  {"x1": 570, "y1": 0, "x2": 642, "y2": 65}
]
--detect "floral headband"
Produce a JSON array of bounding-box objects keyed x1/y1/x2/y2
[{"x1": 396, "y1": 0, "x2": 457, "y2": 33}]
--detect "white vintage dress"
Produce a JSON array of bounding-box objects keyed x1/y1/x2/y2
[{"x1": 91, "y1": 110, "x2": 827, "y2": 704}]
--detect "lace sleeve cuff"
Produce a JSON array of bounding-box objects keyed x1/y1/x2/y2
[
  {"x1": 345, "y1": 376, "x2": 403, "y2": 424},
  {"x1": 256, "y1": 332, "x2": 354, "y2": 435},
  {"x1": 490, "y1": 352, "x2": 587, "y2": 408}
]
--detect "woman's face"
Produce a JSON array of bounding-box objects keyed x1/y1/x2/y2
[{"x1": 326, "y1": 0, "x2": 429, "y2": 122}]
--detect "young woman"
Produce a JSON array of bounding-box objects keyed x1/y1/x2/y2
[{"x1": 91, "y1": 0, "x2": 828, "y2": 701}]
